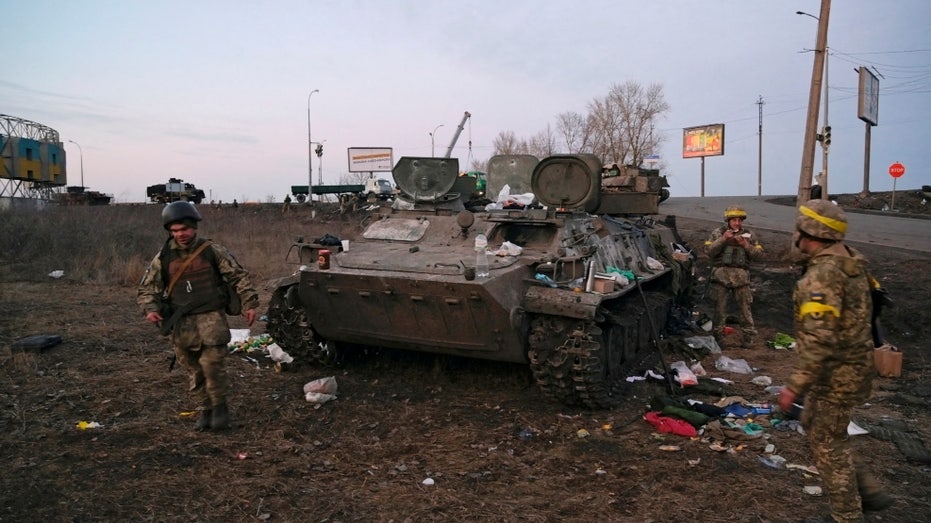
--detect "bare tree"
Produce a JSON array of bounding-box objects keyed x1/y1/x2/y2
[
  {"x1": 588, "y1": 81, "x2": 668, "y2": 166},
  {"x1": 491, "y1": 130, "x2": 522, "y2": 155},
  {"x1": 555, "y1": 111, "x2": 595, "y2": 153},
  {"x1": 525, "y1": 124, "x2": 559, "y2": 159}
]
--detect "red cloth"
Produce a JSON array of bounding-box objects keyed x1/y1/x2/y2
[{"x1": 644, "y1": 411, "x2": 698, "y2": 438}]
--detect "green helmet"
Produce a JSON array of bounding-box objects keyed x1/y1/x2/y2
[
  {"x1": 162, "y1": 201, "x2": 202, "y2": 230},
  {"x1": 796, "y1": 199, "x2": 847, "y2": 241}
]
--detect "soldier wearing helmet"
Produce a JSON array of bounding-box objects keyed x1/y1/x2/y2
[
  {"x1": 779, "y1": 199, "x2": 892, "y2": 520},
  {"x1": 137, "y1": 201, "x2": 260, "y2": 432},
  {"x1": 704, "y1": 205, "x2": 764, "y2": 347}
]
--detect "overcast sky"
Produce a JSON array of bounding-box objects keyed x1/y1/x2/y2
[{"x1": 3, "y1": 0, "x2": 929, "y2": 203}]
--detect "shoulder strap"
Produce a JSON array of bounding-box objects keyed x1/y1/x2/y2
[{"x1": 165, "y1": 240, "x2": 213, "y2": 296}]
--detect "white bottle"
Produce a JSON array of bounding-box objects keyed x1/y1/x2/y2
[{"x1": 474, "y1": 234, "x2": 489, "y2": 278}]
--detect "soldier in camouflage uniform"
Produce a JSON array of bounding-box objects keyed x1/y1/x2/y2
[
  {"x1": 779, "y1": 199, "x2": 892, "y2": 522},
  {"x1": 137, "y1": 201, "x2": 260, "y2": 431},
  {"x1": 704, "y1": 205, "x2": 764, "y2": 347}
]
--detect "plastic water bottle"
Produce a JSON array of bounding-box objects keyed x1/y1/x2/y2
[{"x1": 474, "y1": 234, "x2": 489, "y2": 278}]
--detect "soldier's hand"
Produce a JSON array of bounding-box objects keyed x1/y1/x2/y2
[
  {"x1": 778, "y1": 387, "x2": 797, "y2": 414},
  {"x1": 244, "y1": 308, "x2": 257, "y2": 327},
  {"x1": 145, "y1": 311, "x2": 163, "y2": 324}
]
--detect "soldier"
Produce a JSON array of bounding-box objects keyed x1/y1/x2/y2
[
  {"x1": 704, "y1": 205, "x2": 764, "y2": 347},
  {"x1": 779, "y1": 199, "x2": 892, "y2": 522},
  {"x1": 283, "y1": 193, "x2": 292, "y2": 213},
  {"x1": 137, "y1": 201, "x2": 260, "y2": 431}
]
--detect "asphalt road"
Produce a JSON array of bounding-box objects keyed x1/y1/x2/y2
[{"x1": 663, "y1": 196, "x2": 931, "y2": 254}]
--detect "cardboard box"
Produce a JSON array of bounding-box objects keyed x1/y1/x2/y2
[
  {"x1": 873, "y1": 345, "x2": 903, "y2": 378},
  {"x1": 592, "y1": 277, "x2": 615, "y2": 294}
]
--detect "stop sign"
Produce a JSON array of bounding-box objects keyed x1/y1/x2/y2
[{"x1": 889, "y1": 162, "x2": 906, "y2": 178}]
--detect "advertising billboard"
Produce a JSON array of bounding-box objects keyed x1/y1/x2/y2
[
  {"x1": 348, "y1": 147, "x2": 394, "y2": 173},
  {"x1": 858, "y1": 67, "x2": 880, "y2": 126},
  {"x1": 682, "y1": 124, "x2": 725, "y2": 158}
]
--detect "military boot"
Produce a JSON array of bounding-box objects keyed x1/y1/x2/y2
[
  {"x1": 195, "y1": 409, "x2": 213, "y2": 431},
  {"x1": 858, "y1": 470, "x2": 893, "y2": 511},
  {"x1": 211, "y1": 403, "x2": 231, "y2": 431}
]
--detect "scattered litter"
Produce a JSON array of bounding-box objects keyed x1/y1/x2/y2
[
  {"x1": 422, "y1": 478, "x2": 435, "y2": 486},
  {"x1": 715, "y1": 355, "x2": 753, "y2": 374},
  {"x1": 76, "y1": 421, "x2": 103, "y2": 430},
  {"x1": 751, "y1": 375, "x2": 773, "y2": 386},
  {"x1": 688, "y1": 458, "x2": 701, "y2": 467},
  {"x1": 658, "y1": 445, "x2": 681, "y2": 452},
  {"x1": 626, "y1": 369, "x2": 665, "y2": 382},
  {"x1": 710, "y1": 377, "x2": 733, "y2": 384},
  {"x1": 266, "y1": 343, "x2": 293, "y2": 364},
  {"x1": 787, "y1": 463, "x2": 819, "y2": 475},
  {"x1": 758, "y1": 454, "x2": 787, "y2": 469},
  {"x1": 48, "y1": 270, "x2": 64, "y2": 279},
  {"x1": 494, "y1": 241, "x2": 523, "y2": 256},
  {"x1": 236, "y1": 452, "x2": 248, "y2": 460},
  {"x1": 764, "y1": 385, "x2": 783, "y2": 395},
  {"x1": 690, "y1": 361, "x2": 707, "y2": 376},
  {"x1": 709, "y1": 442, "x2": 728, "y2": 452},
  {"x1": 595, "y1": 468, "x2": 607, "y2": 475},
  {"x1": 577, "y1": 428, "x2": 591, "y2": 439},
  {"x1": 684, "y1": 335, "x2": 722, "y2": 354},
  {"x1": 12, "y1": 334, "x2": 62, "y2": 352},
  {"x1": 848, "y1": 420, "x2": 869, "y2": 436},
  {"x1": 670, "y1": 361, "x2": 698, "y2": 386},
  {"x1": 803, "y1": 486, "x2": 823, "y2": 496},
  {"x1": 769, "y1": 332, "x2": 796, "y2": 350},
  {"x1": 518, "y1": 427, "x2": 534, "y2": 441},
  {"x1": 304, "y1": 376, "x2": 338, "y2": 404},
  {"x1": 179, "y1": 411, "x2": 197, "y2": 418},
  {"x1": 645, "y1": 257, "x2": 665, "y2": 271}
]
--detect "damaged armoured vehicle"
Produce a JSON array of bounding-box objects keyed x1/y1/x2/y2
[{"x1": 266, "y1": 154, "x2": 693, "y2": 409}]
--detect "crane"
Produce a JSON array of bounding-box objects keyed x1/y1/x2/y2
[{"x1": 444, "y1": 111, "x2": 471, "y2": 159}]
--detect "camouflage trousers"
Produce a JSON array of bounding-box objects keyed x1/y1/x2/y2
[
  {"x1": 173, "y1": 344, "x2": 229, "y2": 409},
  {"x1": 801, "y1": 395, "x2": 864, "y2": 523},
  {"x1": 710, "y1": 283, "x2": 756, "y2": 339}
]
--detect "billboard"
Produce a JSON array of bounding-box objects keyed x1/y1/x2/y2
[
  {"x1": 682, "y1": 124, "x2": 725, "y2": 158},
  {"x1": 858, "y1": 67, "x2": 880, "y2": 126},
  {"x1": 347, "y1": 147, "x2": 394, "y2": 172}
]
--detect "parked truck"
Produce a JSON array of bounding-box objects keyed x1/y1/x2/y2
[
  {"x1": 147, "y1": 178, "x2": 206, "y2": 204},
  {"x1": 290, "y1": 178, "x2": 394, "y2": 203}
]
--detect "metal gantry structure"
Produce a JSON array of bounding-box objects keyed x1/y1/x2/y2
[{"x1": 0, "y1": 114, "x2": 66, "y2": 201}]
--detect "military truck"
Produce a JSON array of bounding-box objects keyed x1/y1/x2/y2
[
  {"x1": 266, "y1": 154, "x2": 692, "y2": 409},
  {"x1": 146, "y1": 178, "x2": 205, "y2": 204}
]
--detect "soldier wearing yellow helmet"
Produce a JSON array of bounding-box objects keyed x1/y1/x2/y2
[
  {"x1": 779, "y1": 199, "x2": 892, "y2": 520},
  {"x1": 703, "y1": 205, "x2": 764, "y2": 347}
]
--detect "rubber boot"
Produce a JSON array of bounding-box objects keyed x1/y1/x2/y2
[
  {"x1": 858, "y1": 469, "x2": 893, "y2": 511},
  {"x1": 211, "y1": 403, "x2": 231, "y2": 431},
  {"x1": 195, "y1": 409, "x2": 213, "y2": 431}
]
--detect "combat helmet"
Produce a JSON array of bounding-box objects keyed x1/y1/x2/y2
[
  {"x1": 162, "y1": 201, "x2": 202, "y2": 230},
  {"x1": 796, "y1": 199, "x2": 847, "y2": 241},
  {"x1": 724, "y1": 205, "x2": 747, "y2": 221}
]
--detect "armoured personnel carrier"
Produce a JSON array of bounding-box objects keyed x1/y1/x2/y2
[{"x1": 266, "y1": 154, "x2": 692, "y2": 409}]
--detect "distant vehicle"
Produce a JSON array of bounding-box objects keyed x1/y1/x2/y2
[
  {"x1": 146, "y1": 178, "x2": 205, "y2": 204},
  {"x1": 57, "y1": 186, "x2": 112, "y2": 206},
  {"x1": 290, "y1": 178, "x2": 395, "y2": 203}
]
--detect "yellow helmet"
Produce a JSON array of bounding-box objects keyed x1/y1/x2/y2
[
  {"x1": 724, "y1": 205, "x2": 747, "y2": 221},
  {"x1": 796, "y1": 199, "x2": 847, "y2": 241}
]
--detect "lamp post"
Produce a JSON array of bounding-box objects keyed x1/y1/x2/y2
[
  {"x1": 797, "y1": 10, "x2": 831, "y2": 199},
  {"x1": 67, "y1": 140, "x2": 84, "y2": 188},
  {"x1": 795, "y1": 3, "x2": 830, "y2": 204},
  {"x1": 307, "y1": 89, "x2": 319, "y2": 202},
  {"x1": 429, "y1": 124, "x2": 444, "y2": 157}
]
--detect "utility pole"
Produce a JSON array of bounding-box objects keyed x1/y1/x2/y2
[
  {"x1": 756, "y1": 95, "x2": 764, "y2": 196},
  {"x1": 796, "y1": 0, "x2": 830, "y2": 206}
]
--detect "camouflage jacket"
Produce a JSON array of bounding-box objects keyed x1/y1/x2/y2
[
  {"x1": 137, "y1": 237, "x2": 260, "y2": 347},
  {"x1": 786, "y1": 245, "x2": 875, "y2": 404},
  {"x1": 704, "y1": 225, "x2": 764, "y2": 287}
]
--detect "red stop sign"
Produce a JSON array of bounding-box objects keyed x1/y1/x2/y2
[{"x1": 889, "y1": 162, "x2": 906, "y2": 178}]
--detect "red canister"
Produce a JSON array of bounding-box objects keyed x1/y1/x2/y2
[{"x1": 318, "y1": 249, "x2": 331, "y2": 270}]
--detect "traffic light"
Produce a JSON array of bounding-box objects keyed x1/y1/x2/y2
[
  {"x1": 823, "y1": 126, "x2": 831, "y2": 146},
  {"x1": 315, "y1": 144, "x2": 323, "y2": 157}
]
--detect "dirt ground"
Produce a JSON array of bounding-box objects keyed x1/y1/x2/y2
[{"x1": 2, "y1": 191, "x2": 931, "y2": 523}]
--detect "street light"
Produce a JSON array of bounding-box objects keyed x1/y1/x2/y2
[
  {"x1": 67, "y1": 140, "x2": 84, "y2": 188},
  {"x1": 429, "y1": 124, "x2": 444, "y2": 157},
  {"x1": 794, "y1": 2, "x2": 830, "y2": 205},
  {"x1": 798, "y1": 10, "x2": 831, "y2": 199},
  {"x1": 307, "y1": 89, "x2": 319, "y2": 202}
]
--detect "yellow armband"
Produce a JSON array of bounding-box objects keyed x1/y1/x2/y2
[{"x1": 798, "y1": 301, "x2": 840, "y2": 320}]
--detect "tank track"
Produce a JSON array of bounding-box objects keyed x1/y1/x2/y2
[
  {"x1": 266, "y1": 285, "x2": 336, "y2": 366},
  {"x1": 528, "y1": 289, "x2": 672, "y2": 409}
]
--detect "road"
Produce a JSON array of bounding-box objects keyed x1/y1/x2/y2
[{"x1": 663, "y1": 196, "x2": 931, "y2": 254}]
